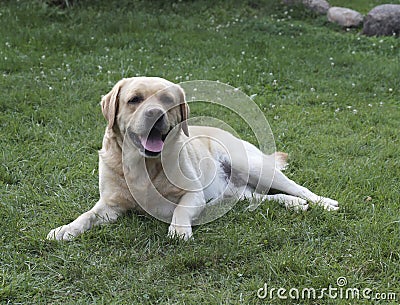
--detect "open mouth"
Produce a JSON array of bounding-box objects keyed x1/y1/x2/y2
[
  {"x1": 128, "y1": 127, "x2": 170, "y2": 157},
  {"x1": 140, "y1": 128, "x2": 168, "y2": 156}
]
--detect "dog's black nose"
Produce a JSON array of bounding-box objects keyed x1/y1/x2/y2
[
  {"x1": 145, "y1": 108, "x2": 166, "y2": 130},
  {"x1": 145, "y1": 108, "x2": 164, "y2": 119}
]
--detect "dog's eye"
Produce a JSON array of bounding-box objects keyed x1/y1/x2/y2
[
  {"x1": 160, "y1": 94, "x2": 174, "y2": 104},
  {"x1": 128, "y1": 95, "x2": 144, "y2": 104}
]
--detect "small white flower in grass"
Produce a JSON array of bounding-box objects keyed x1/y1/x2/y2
[
  {"x1": 48, "y1": 86, "x2": 53, "y2": 90},
  {"x1": 335, "y1": 108, "x2": 340, "y2": 112},
  {"x1": 352, "y1": 83, "x2": 355, "y2": 87},
  {"x1": 379, "y1": 39, "x2": 384, "y2": 43},
  {"x1": 282, "y1": 46, "x2": 285, "y2": 49},
  {"x1": 274, "y1": 115, "x2": 279, "y2": 120},
  {"x1": 389, "y1": 88, "x2": 393, "y2": 92},
  {"x1": 353, "y1": 109, "x2": 358, "y2": 114},
  {"x1": 269, "y1": 72, "x2": 273, "y2": 76},
  {"x1": 334, "y1": 93, "x2": 338, "y2": 97},
  {"x1": 372, "y1": 43, "x2": 376, "y2": 47},
  {"x1": 310, "y1": 87, "x2": 315, "y2": 92},
  {"x1": 379, "y1": 102, "x2": 384, "y2": 106},
  {"x1": 241, "y1": 51, "x2": 245, "y2": 55},
  {"x1": 41, "y1": 55, "x2": 46, "y2": 59},
  {"x1": 368, "y1": 104, "x2": 372, "y2": 107},
  {"x1": 331, "y1": 62, "x2": 335, "y2": 67},
  {"x1": 98, "y1": 65, "x2": 102, "y2": 71},
  {"x1": 351, "y1": 51, "x2": 356, "y2": 54},
  {"x1": 272, "y1": 80, "x2": 277, "y2": 86},
  {"x1": 347, "y1": 105, "x2": 352, "y2": 109},
  {"x1": 329, "y1": 57, "x2": 333, "y2": 61}
]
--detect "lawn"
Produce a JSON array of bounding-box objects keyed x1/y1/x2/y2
[{"x1": 0, "y1": 0, "x2": 399, "y2": 304}]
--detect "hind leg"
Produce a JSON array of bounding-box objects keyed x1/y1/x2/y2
[
  {"x1": 249, "y1": 193, "x2": 309, "y2": 211},
  {"x1": 237, "y1": 146, "x2": 338, "y2": 210},
  {"x1": 229, "y1": 139, "x2": 338, "y2": 210},
  {"x1": 269, "y1": 170, "x2": 339, "y2": 211}
]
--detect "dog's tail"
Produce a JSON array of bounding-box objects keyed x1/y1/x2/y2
[{"x1": 274, "y1": 152, "x2": 288, "y2": 171}]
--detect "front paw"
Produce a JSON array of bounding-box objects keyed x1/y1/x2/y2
[
  {"x1": 47, "y1": 225, "x2": 78, "y2": 241},
  {"x1": 168, "y1": 224, "x2": 193, "y2": 241},
  {"x1": 318, "y1": 197, "x2": 339, "y2": 211}
]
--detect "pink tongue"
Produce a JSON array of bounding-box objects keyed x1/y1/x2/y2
[{"x1": 140, "y1": 136, "x2": 164, "y2": 152}]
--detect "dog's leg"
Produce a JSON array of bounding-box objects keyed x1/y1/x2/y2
[
  {"x1": 269, "y1": 170, "x2": 339, "y2": 211},
  {"x1": 168, "y1": 192, "x2": 205, "y2": 240},
  {"x1": 253, "y1": 194, "x2": 309, "y2": 211},
  {"x1": 232, "y1": 142, "x2": 339, "y2": 211},
  {"x1": 47, "y1": 200, "x2": 125, "y2": 241}
]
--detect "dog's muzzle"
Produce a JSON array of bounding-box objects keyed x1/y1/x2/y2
[{"x1": 128, "y1": 108, "x2": 172, "y2": 158}]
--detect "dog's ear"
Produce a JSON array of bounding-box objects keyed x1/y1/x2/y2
[
  {"x1": 101, "y1": 79, "x2": 124, "y2": 130},
  {"x1": 177, "y1": 87, "x2": 190, "y2": 137}
]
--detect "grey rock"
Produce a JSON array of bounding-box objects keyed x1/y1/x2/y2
[
  {"x1": 303, "y1": 0, "x2": 330, "y2": 14},
  {"x1": 363, "y1": 4, "x2": 400, "y2": 36},
  {"x1": 327, "y1": 7, "x2": 364, "y2": 28},
  {"x1": 282, "y1": 0, "x2": 330, "y2": 15}
]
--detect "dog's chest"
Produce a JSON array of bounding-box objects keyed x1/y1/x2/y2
[{"x1": 145, "y1": 161, "x2": 186, "y2": 201}]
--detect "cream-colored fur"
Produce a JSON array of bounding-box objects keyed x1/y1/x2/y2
[{"x1": 47, "y1": 77, "x2": 338, "y2": 241}]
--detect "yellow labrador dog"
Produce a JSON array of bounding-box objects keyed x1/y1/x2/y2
[{"x1": 47, "y1": 77, "x2": 338, "y2": 241}]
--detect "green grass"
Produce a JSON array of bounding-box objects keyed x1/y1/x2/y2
[{"x1": 1, "y1": 0, "x2": 399, "y2": 304}]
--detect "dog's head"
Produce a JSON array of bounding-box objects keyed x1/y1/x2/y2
[{"x1": 101, "y1": 77, "x2": 189, "y2": 158}]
